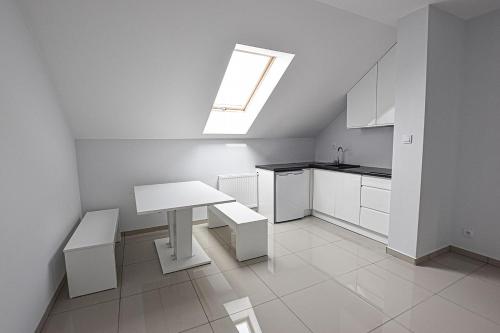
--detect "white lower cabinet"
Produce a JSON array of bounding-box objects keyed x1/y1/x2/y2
[
  {"x1": 312, "y1": 170, "x2": 360, "y2": 225},
  {"x1": 312, "y1": 169, "x2": 337, "y2": 217},
  {"x1": 334, "y1": 173, "x2": 361, "y2": 224},
  {"x1": 360, "y1": 207, "x2": 390, "y2": 236},
  {"x1": 312, "y1": 171, "x2": 392, "y2": 240},
  {"x1": 361, "y1": 186, "x2": 391, "y2": 213}
]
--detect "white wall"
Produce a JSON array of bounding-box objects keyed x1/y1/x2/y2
[
  {"x1": 314, "y1": 110, "x2": 394, "y2": 168},
  {"x1": 0, "y1": 1, "x2": 82, "y2": 332},
  {"x1": 452, "y1": 9, "x2": 500, "y2": 259},
  {"x1": 388, "y1": 7, "x2": 429, "y2": 258},
  {"x1": 76, "y1": 138, "x2": 314, "y2": 232},
  {"x1": 416, "y1": 7, "x2": 464, "y2": 257}
]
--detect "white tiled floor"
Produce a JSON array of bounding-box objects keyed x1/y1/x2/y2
[{"x1": 42, "y1": 216, "x2": 500, "y2": 333}]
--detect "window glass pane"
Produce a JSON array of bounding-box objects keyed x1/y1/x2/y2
[{"x1": 213, "y1": 50, "x2": 272, "y2": 110}]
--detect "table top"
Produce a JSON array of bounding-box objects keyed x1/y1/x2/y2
[{"x1": 134, "y1": 181, "x2": 235, "y2": 215}]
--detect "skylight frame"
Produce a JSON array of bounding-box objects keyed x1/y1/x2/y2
[
  {"x1": 212, "y1": 50, "x2": 275, "y2": 113},
  {"x1": 203, "y1": 44, "x2": 295, "y2": 135}
]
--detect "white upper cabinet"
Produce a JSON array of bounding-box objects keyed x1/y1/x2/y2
[
  {"x1": 347, "y1": 64, "x2": 377, "y2": 128},
  {"x1": 312, "y1": 169, "x2": 336, "y2": 217},
  {"x1": 376, "y1": 44, "x2": 396, "y2": 125},
  {"x1": 347, "y1": 44, "x2": 397, "y2": 128}
]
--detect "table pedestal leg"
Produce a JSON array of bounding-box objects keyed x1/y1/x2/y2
[
  {"x1": 154, "y1": 208, "x2": 211, "y2": 274},
  {"x1": 173, "y1": 208, "x2": 193, "y2": 259},
  {"x1": 166, "y1": 211, "x2": 175, "y2": 248}
]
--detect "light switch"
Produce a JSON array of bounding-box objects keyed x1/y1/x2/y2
[{"x1": 401, "y1": 134, "x2": 413, "y2": 144}]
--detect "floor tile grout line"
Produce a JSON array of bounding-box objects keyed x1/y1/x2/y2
[
  {"x1": 275, "y1": 298, "x2": 315, "y2": 333},
  {"x1": 371, "y1": 257, "x2": 471, "y2": 294},
  {"x1": 245, "y1": 259, "x2": 315, "y2": 333},
  {"x1": 244, "y1": 254, "x2": 316, "y2": 331},
  {"x1": 116, "y1": 240, "x2": 125, "y2": 333},
  {"x1": 189, "y1": 276, "x2": 218, "y2": 325},
  {"x1": 366, "y1": 318, "x2": 417, "y2": 333},
  {"x1": 434, "y1": 293, "x2": 500, "y2": 327}
]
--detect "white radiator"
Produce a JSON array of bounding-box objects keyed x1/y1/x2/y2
[{"x1": 218, "y1": 173, "x2": 258, "y2": 208}]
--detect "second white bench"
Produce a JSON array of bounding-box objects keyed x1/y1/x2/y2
[{"x1": 208, "y1": 202, "x2": 268, "y2": 261}]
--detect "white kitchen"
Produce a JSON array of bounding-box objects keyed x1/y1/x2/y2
[{"x1": 3, "y1": 1, "x2": 500, "y2": 333}]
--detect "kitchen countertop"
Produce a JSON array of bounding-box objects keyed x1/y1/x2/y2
[{"x1": 255, "y1": 162, "x2": 392, "y2": 179}]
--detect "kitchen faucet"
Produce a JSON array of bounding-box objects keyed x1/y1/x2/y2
[{"x1": 337, "y1": 146, "x2": 344, "y2": 165}]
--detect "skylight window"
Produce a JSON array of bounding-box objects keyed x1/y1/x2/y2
[
  {"x1": 203, "y1": 44, "x2": 294, "y2": 135},
  {"x1": 213, "y1": 50, "x2": 274, "y2": 112}
]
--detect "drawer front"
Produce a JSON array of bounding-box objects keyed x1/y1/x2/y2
[
  {"x1": 361, "y1": 176, "x2": 391, "y2": 190},
  {"x1": 361, "y1": 186, "x2": 391, "y2": 213},
  {"x1": 360, "y1": 207, "x2": 389, "y2": 236}
]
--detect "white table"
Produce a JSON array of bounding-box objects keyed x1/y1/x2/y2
[{"x1": 134, "y1": 181, "x2": 235, "y2": 274}]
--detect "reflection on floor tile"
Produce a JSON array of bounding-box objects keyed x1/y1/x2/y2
[
  {"x1": 297, "y1": 243, "x2": 371, "y2": 277},
  {"x1": 334, "y1": 238, "x2": 388, "y2": 263},
  {"x1": 119, "y1": 282, "x2": 207, "y2": 333},
  {"x1": 210, "y1": 299, "x2": 310, "y2": 333},
  {"x1": 396, "y1": 296, "x2": 500, "y2": 333},
  {"x1": 159, "y1": 281, "x2": 208, "y2": 332},
  {"x1": 335, "y1": 264, "x2": 432, "y2": 317},
  {"x1": 273, "y1": 229, "x2": 329, "y2": 252},
  {"x1": 249, "y1": 254, "x2": 328, "y2": 296},
  {"x1": 282, "y1": 280, "x2": 388, "y2": 333},
  {"x1": 193, "y1": 267, "x2": 276, "y2": 321}
]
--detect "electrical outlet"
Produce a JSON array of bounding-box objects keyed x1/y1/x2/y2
[{"x1": 463, "y1": 228, "x2": 474, "y2": 238}]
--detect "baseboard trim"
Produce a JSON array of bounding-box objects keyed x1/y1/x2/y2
[
  {"x1": 312, "y1": 211, "x2": 388, "y2": 244},
  {"x1": 386, "y1": 245, "x2": 500, "y2": 267},
  {"x1": 386, "y1": 246, "x2": 450, "y2": 265},
  {"x1": 449, "y1": 245, "x2": 500, "y2": 267},
  {"x1": 122, "y1": 224, "x2": 168, "y2": 237},
  {"x1": 121, "y1": 219, "x2": 209, "y2": 238},
  {"x1": 35, "y1": 274, "x2": 66, "y2": 333},
  {"x1": 386, "y1": 247, "x2": 418, "y2": 264}
]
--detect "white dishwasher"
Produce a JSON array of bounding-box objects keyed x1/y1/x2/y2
[{"x1": 275, "y1": 169, "x2": 310, "y2": 223}]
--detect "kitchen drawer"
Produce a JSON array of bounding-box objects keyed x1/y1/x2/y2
[
  {"x1": 361, "y1": 176, "x2": 391, "y2": 190},
  {"x1": 361, "y1": 186, "x2": 391, "y2": 213},
  {"x1": 360, "y1": 207, "x2": 389, "y2": 236}
]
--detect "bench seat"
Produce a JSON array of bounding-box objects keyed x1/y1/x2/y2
[
  {"x1": 64, "y1": 209, "x2": 119, "y2": 298},
  {"x1": 208, "y1": 202, "x2": 267, "y2": 261}
]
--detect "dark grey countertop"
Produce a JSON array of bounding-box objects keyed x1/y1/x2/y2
[{"x1": 255, "y1": 162, "x2": 392, "y2": 178}]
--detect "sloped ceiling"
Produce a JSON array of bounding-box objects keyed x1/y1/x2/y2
[
  {"x1": 19, "y1": 0, "x2": 396, "y2": 139},
  {"x1": 316, "y1": 0, "x2": 500, "y2": 26}
]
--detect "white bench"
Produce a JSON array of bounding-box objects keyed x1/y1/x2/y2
[
  {"x1": 208, "y1": 202, "x2": 268, "y2": 261},
  {"x1": 63, "y1": 209, "x2": 119, "y2": 298}
]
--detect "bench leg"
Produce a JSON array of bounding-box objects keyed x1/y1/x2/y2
[{"x1": 235, "y1": 221, "x2": 268, "y2": 261}]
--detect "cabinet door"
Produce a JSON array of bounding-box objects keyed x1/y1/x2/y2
[
  {"x1": 312, "y1": 169, "x2": 336, "y2": 216},
  {"x1": 376, "y1": 44, "x2": 396, "y2": 125},
  {"x1": 347, "y1": 64, "x2": 377, "y2": 128},
  {"x1": 335, "y1": 173, "x2": 361, "y2": 224}
]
